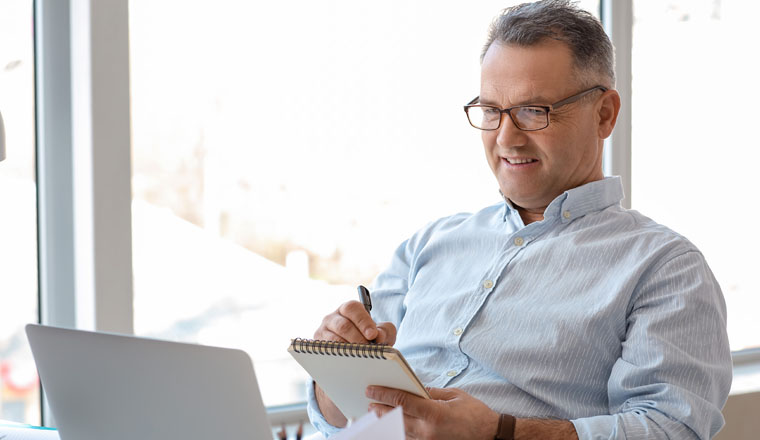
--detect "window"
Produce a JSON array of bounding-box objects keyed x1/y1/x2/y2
[
  {"x1": 129, "y1": 0, "x2": 600, "y2": 408},
  {"x1": 631, "y1": 0, "x2": 760, "y2": 351},
  {"x1": 0, "y1": 0, "x2": 40, "y2": 424}
]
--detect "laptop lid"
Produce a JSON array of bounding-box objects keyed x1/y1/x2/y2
[{"x1": 25, "y1": 324, "x2": 273, "y2": 440}]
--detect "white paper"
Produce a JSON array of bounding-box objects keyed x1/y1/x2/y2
[
  {"x1": 0, "y1": 425, "x2": 60, "y2": 440},
  {"x1": 331, "y1": 406, "x2": 405, "y2": 440}
]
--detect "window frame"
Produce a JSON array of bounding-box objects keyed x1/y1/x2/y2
[
  {"x1": 35, "y1": 0, "x2": 133, "y2": 425},
  {"x1": 601, "y1": 0, "x2": 632, "y2": 208},
  {"x1": 36, "y1": 0, "x2": 133, "y2": 335}
]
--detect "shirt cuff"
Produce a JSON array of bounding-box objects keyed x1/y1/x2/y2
[
  {"x1": 571, "y1": 414, "x2": 624, "y2": 439},
  {"x1": 571, "y1": 411, "x2": 698, "y2": 440},
  {"x1": 306, "y1": 380, "x2": 344, "y2": 438}
]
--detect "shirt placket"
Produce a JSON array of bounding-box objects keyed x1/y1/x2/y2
[{"x1": 437, "y1": 229, "x2": 535, "y2": 387}]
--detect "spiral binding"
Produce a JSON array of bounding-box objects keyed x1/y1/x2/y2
[{"x1": 290, "y1": 338, "x2": 389, "y2": 359}]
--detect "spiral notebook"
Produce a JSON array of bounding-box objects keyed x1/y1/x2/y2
[{"x1": 288, "y1": 338, "x2": 430, "y2": 419}]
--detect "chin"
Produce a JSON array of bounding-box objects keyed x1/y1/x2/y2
[
  {"x1": 500, "y1": 189, "x2": 540, "y2": 209},
  {"x1": 498, "y1": 184, "x2": 525, "y2": 200},
  {"x1": 499, "y1": 189, "x2": 523, "y2": 205}
]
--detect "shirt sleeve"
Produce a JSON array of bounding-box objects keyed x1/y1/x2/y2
[
  {"x1": 571, "y1": 250, "x2": 732, "y2": 440},
  {"x1": 370, "y1": 216, "x2": 454, "y2": 325},
  {"x1": 306, "y1": 380, "x2": 343, "y2": 438},
  {"x1": 368, "y1": 236, "x2": 416, "y2": 326}
]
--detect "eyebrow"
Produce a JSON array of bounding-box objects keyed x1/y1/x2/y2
[{"x1": 478, "y1": 95, "x2": 553, "y2": 107}]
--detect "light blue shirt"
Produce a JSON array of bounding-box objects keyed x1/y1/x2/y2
[{"x1": 307, "y1": 177, "x2": 732, "y2": 439}]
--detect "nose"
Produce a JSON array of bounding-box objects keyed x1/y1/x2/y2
[{"x1": 495, "y1": 111, "x2": 528, "y2": 148}]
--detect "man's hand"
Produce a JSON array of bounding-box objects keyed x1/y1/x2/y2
[
  {"x1": 367, "y1": 386, "x2": 579, "y2": 440},
  {"x1": 366, "y1": 386, "x2": 500, "y2": 440},
  {"x1": 312, "y1": 300, "x2": 398, "y2": 427},
  {"x1": 313, "y1": 300, "x2": 396, "y2": 345}
]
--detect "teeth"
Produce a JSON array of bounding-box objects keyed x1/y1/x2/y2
[{"x1": 507, "y1": 158, "x2": 536, "y2": 164}]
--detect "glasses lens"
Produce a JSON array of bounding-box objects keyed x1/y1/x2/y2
[
  {"x1": 467, "y1": 106, "x2": 501, "y2": 130},
  {"x1": 512, "y1": 106, "x2": 548, "y2": 130}
]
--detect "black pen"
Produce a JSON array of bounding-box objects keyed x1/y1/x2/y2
[
  {"x1": 357, "y1": 285, "x2": 377, "y2": 343},
  {"x1": 357, "y1": 285, "x2": 372, "y2": 313}
]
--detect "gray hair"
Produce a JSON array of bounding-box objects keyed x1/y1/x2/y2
[{"x1": 481, "y1": 0, "x2": 615, "y2": 87}]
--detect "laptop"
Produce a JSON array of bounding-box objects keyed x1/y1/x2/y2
[{"x1": 25, "y1": 324, "x2": 273, "y2": 440}]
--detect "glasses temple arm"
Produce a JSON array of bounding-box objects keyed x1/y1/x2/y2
[{"x1": 552, "y1": 86, "x2": 608, "y2": 109}]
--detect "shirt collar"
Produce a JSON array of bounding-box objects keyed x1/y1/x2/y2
[{"x1": 501, "y1": 176, "x2": 625, "y2": 224}]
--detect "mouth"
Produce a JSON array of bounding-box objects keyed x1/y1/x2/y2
[{"x1": 503, "y1": 157, "x2": 538, "y2": 166}]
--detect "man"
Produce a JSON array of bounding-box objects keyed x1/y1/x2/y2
[{"x1": 307, "y1": 1, "x2": 732, "y2": 439}]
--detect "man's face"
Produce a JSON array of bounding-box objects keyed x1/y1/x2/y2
[{"x1": 480, "y1": 40, "x2": 605, "y2": 212}]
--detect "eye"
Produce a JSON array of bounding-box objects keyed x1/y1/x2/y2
[
  {"x1": 482, "y1": 107, "x2": 501, "y2": 118},
  {"x1": 522, "y1": 107, "x2": 547, "y2": 116}
]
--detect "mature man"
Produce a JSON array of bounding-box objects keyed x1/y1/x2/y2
[{"x1": 307, "y1": 1, "x2": 732, "y2": 439}]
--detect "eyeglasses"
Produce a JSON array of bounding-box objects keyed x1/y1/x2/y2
[{"x1": 463, "y1": 85, "x2": 607, "y2": 131}]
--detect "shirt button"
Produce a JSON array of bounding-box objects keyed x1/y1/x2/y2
[
  {"x1": 453, "y1": 327, "x2": 463, "y2": 336},
  {"x1": 514, "y1": 237, "x2": 524, "y2": 246},
  {"x1": 563, "y1": 210, "x2": 571, "y2": 219},
  {"x1": 483, "y1": 279, "x2": 494, "y2": 289},
  {"x1": 447, "y1": 370, "x2": 457, "y2": 377}
]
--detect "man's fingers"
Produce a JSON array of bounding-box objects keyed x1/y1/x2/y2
[
  {"x1": 369, "y1": 403, "x2": 428, "y2": 440},
  {"x1": 368, "y1": 392, "x2": 433, "y2": 440},
  {"x1": 366, "y1": 386, "x2": 430, "y2": 419},
  {"x1": 314, "y1": 301, "x2": 379, "y2": 343},
  {"x1": 318, "y1": 312, "x2": 367, "y2": 342},
  {"x1": 368, "y1": 402, "x2": 394, "y2": 417},
  {"x1": 401, "y1": 414, "x2": 431, "y2": 440},
  {"x1": 376, "y1": 322, "x2": 397, "y2": 346},
  {"x1": 338, "y1": 301, "x2": 378, "y2": 340},
  {"x1": 312, "y1": 329, "x2": 348, "y2": 343},
  {"x1": 369, "y1": 386, "x2": 499, "y2": 439}
]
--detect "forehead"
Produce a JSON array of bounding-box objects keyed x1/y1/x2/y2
[{"x1": 480, "y1": 40, "x2": 577, "y2": 105}]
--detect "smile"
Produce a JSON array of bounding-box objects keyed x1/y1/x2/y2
[{"x1": 504, "y1": 157, "x2": 538, "y2": 165}]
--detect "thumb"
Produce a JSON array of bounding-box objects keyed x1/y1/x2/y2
[{"x1": 427, "y1": 387, "x2": 460, "y2": 400}]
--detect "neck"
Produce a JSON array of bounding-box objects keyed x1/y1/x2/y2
[
  {"x1": 516, "y1": 205, "x2": 545, "y2": 225},
  {"x1": 499, "y1": 190, "x2": 546, "y2": 225}
]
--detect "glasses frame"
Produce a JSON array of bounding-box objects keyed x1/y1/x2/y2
[{"x1": 463, "y1": 85, "x2": 608, "y2": 131}]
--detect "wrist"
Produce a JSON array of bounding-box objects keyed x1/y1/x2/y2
[
  {"x1": 314, "y1": 381, "x2": 348, "y2": 428},
  {"x1": 494, "y1": 413, "x2": 516, "y2": 440}
]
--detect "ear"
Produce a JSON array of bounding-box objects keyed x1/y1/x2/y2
[{"x1": 596, "y1": 89, "x2": 621, "y2": 140}]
